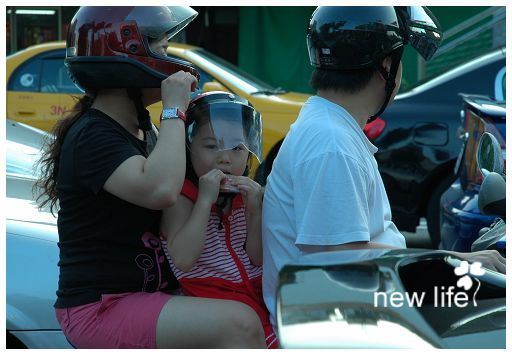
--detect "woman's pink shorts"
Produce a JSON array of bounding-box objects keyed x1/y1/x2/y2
[{"x1": 55, "y1": 292, "x2": 172, "y2": 348}]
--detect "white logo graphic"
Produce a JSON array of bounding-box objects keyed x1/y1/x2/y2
[
  {"x1": 374, "y1": 260, "x2": 485, "y2": 308},
  {"x1": 454, "y1": 261, "x2": 484, "y2": 306}
]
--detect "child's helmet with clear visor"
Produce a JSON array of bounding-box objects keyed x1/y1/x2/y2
[{"x1": 185, "y1": 91, "x2": 263, "y2": 163}]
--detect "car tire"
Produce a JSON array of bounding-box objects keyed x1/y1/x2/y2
[{"x1": 426, "y1": 175, "x2": 456, "y2": 249}]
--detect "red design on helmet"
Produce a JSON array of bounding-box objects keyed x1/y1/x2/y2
[{"x1": 65, "y1": 6, "x2": 200, "y2": 91}]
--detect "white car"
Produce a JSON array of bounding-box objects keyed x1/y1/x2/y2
[{"x1": 6, "y1": 120, "x2": 71, "y2": 348}]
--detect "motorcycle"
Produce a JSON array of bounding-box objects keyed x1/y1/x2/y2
[
  {"x1": 276, "y1": 248, "x2": 505, "y2": 348},
  {"x1": 471, "y1": 132, "x2": 506, "y2": 255}
]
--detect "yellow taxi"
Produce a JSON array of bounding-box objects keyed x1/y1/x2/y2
[{"x1": 7, "y1": 41, "x2": 310, "y2": 175}]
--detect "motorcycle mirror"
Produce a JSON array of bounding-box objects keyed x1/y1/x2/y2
[
  {"x1": 476, "y1": 132, "x2": 504, "y2": 177},
  {"x1": 478, "y1": 171, "x2": 506, "y2": 217},
  {"x1": 276, "y1": 261, "x2": 442, "y2": 348}
]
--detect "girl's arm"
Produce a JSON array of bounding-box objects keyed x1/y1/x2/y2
[
  {"x1": 235, "y1": 176, "x2": 263, "y2": 266},
  {"x1": 161, "y1": 169, "x2": 225, "y2": 272},
  {"x1": 160, "y1": 195, "x2": 212, "y2": 272},
  {"x1": 244, "y1": 209, "x2": 263, "y2": 266}
]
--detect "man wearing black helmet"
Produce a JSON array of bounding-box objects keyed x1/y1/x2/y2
[{"x1": 261, "y1": 6, "x2": 506, "y2": 330}]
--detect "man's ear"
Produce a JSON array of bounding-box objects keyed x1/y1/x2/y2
[
  {"x1": 381, "y1": 56, "x2": 392, "y2": 72},
  {"x1": 375, "y1": 56, "x2": 392, "y2": 82}
]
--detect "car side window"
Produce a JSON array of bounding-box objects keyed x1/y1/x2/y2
[
  {"x1": 8, "y1": 59, "x2": 41, "y2": 92},
  {"x1": 41, "y1": 59, "x2": 83, "y2": 94}
]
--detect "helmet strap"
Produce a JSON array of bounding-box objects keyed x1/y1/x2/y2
[
  {"x1": 369, "y1": 47, "x2": 404, "y2": 122},
  {"x1": 127, "y1": 88, "x2": 152, "y2": 131}
]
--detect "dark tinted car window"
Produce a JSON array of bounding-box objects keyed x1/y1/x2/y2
[
  {"x1": 8, "y1": 59, "x2": 41, "y2": 92},
  {"x1": 41, "y1": 59, "x2": 82, "y2": 94}
]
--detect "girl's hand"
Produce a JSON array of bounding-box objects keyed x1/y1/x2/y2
[
  {"x1": 161, "y1": 71, "x2": 197, "y2": 112},
  {"x1": 232, "y1": 176, "x2": 263, "y2": 215},
  {"x1": 197, "y1": 169, "x2": 226, "y2": 206}
]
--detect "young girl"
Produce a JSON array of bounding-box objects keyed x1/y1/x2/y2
[{"x1": 160, "y1": 91, "x2": 277, "y2": 348}]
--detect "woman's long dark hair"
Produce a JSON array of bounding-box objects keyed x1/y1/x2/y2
[{"x1": 35, "y1": 92, "x2": 96, "y2": 214}]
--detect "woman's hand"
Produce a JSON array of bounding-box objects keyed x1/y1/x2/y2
[
  {"x1": 232, "y1": 176, "x2": 263, "y2": 215},
  {"x1": 161, "y1": 71, "x2": 197, "y2": 112},
  {"x1": 197, "y1": 169, "x2": 226, "y2": 206}
]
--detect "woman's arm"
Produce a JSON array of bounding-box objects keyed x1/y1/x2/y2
[
  {"x1": 104, "y1": 119, "x2": 185, "y2": 210},
  {"x1": 235, "y1": 176, "x2": 263, "y2": 266},
  {"x1": 103, "y1": 71, "x2": 196, "y2": 210}
]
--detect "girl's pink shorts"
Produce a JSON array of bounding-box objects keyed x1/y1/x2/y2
[{"x1": 55, "y1": 291, "x2": 172, "y2": 348}]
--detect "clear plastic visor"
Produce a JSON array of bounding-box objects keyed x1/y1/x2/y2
[
  {"x1": 187, "y1": 103, "x2": 263, "y2": 163},
  {"x1": 407, "y1": 6, "x2": 440, "y2": 29},
  {"x1": 125, "y1": 6, "x2": 198, "y2": 40},
  {"x1": 403, "y1": 6, "x2": 442, "y2": 60}
]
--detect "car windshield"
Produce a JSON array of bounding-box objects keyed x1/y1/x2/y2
[{"x1": 187, "y1": 48, "x2": 284, "y2": 95}]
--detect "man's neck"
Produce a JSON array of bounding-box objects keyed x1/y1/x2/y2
[{"x1": 317, "y1": 89, "x2": 377, "y2": 129}]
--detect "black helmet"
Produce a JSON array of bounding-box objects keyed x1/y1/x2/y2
[{"x1": 307, "y1": 6, "x2": 442, "y2": 119}]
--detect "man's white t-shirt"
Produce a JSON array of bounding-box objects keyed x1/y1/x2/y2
[{"x1": 262, "y1": 96, "x2": 406, "y2": 329}]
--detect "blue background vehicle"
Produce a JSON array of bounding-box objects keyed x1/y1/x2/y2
[
  {"x1": 439, "y1": 95, "x2": 505, "y2": 251},
  {"x1": 375, "y1": 48, "x2": 505, "y2": 245}
]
